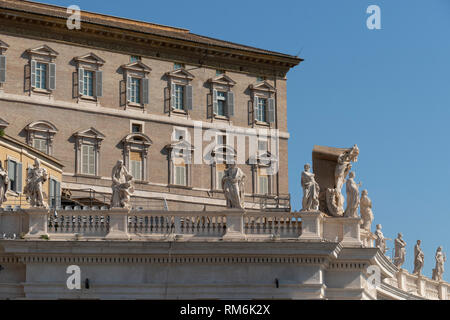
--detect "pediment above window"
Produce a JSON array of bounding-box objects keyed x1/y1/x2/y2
[
  {"x1": 74, "y1": 52, "x2": 105, "y2": 66},
  {"x1": 26, "y1": 120, "x2": 58, "y2": 134},
  {"x1": 74, "y1": 127, "x2": 105, "y2": 140},
  {"x1": 121, "y1": 61, "x2": 152, "y2": 74},
  {"x1": 166, "y1": 67, "x2": 195, "y2": 81},
  {"x1": 27, "y1": 45, "x2": 59, "y2": 59},
  {"x1": 122, "y1": 133, "x2": 153, "y2": 147},
  {"x1": 248, "y1": 151, "x2": 278, "y2": 167},
  {"x1": 210, "y1": 145, "x2": 237, "y2": 164},
  {"x1": 249, "y1": 81, "x2": 276, "y2": 93},
  {"x1": 165, "y1": 139, "x2": 195, "y2": 152},
  {"x1": 0, "y1": 40, "x2": 9, "y2": 54},
  {"x1": 208, "y1": 74, "x2": 236, "y2": 87},
  {"x1": 0, "y1": 118, "x2": 9, "y2": 130}
]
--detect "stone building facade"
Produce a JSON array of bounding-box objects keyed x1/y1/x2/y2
[{"x1": 0, "y1": 0, "x2": 301, "y2": 211}]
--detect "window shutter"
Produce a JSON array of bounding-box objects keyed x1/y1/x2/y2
[
  {"x1": 49, "y1": 179, "x2": 55, "y2": 207},
  {"x1": 78, "y1": 68, "x2": 84, "y2": 95},
  {"x1": 48, "y1": 63, "x2": 56, "y2": 90},
  {"x1": 213, "y1": 89, "x2": 218, "y2": 115},
  {"x1": 7, "y1": 160, "x2": 14, "y2": 190},
  {"x1": 95, "y1": 71, "x2": 103, "y2": 97},
  {"x1": 170, "y1": 83, "x2": 176, "y2": 109},
  {"x1": 253, "y1": 96, "x2": 258, "y2": 122},
  {"x1": 16, "y1": 162, "x2": 22, "y2": 193},
  {"x1": 268, "y1": 98, "x2": 275, "y2": 123},
  {"x1": 30, "y1": 60, "x2": 37, "y2": 88},
  {"x1": 226, "y1": 91, "x2": 234, "y2": 117},
  {"x1": 126, "y1": 76, "x2": 131, "y2": 102},
  {"x1": 56, "y1": 180, "x2": 61, "y2": 207},
  {"x1": 185, "y1": 85, "x2": 193, "y2": 110},
  {"x1": 142, "y1": 78, "x2": 149, "y2": 105},
  {"x1": 0, "y1": 55, "x2": 6, "y2": 83}
]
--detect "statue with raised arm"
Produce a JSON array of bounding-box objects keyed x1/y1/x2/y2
[
  {"x1": 360, "y1": 190, "x2": 374, "y2": 231},
  {"x1": 393, "y1": 233, "x2": 407, "y2": 268},
  {"x1": 111, "y1": 160, "x2": 134, "y2": 209},
  {"x1": 301, "y1": 163, "x2": 320, "y2": 211},
  {"x1": 24, "y1": 158, "x2": 48, "y2": 208},
  {"x1": 344, "y1": 172, "x2": 360, "y2": 218},
  {"x1": 375, "y1": 224, "x2": 387, "y2": 254},
  {"x1": 222, "y1": 163, "x2": 246, "y2": 209},
  {"x1": 413, "y1": 240, "x2": 425, "y2": 276},
  {"x1": 432, "y1": 246, "x2": 446, "y2": 282},
  {"x1": 0, "y1": 162, "x2": 9, "y2": 206}
]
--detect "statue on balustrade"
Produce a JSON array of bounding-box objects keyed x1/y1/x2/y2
[
  {"x1": 360, "y1": 190, "x2": 374, "y2": 231},
  {"x1": 326, "y1": 144, "x2": 359, "y2": 216},
  {"x1": 24, "y1": 158, "x2": 48, "y2": 208},
  {"x1": 301, "y1": 163, "x2": 320, "y2": 211},
  {"x1": 413, "y1": 240, "x2": 425, "y2": 276},
  {"x1": 111, "y1": 160, "x2": 134, "y2": 209},
  {"x1": 393, "y1": 233, "x2": 407, "y2": 268},
  {"x1": 0, "y1": 162, "x2": 9, "y2": 206},
  {"x1": 222, "y1": 163, "x2": 246, "y2": 209},
  {"x1": 344, "y1": 172, "x2": 360, "y2": 218},
  {"x1": 432, "y1": 246, "x2": 446, "y2": 282},
  {"x1": 375, "y1": 224, "x2": 388, "y2": 254}
]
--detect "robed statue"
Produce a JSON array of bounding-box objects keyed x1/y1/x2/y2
[
  {"x1": 111, "y1": 160, "x2": 134, "y2": 209},
  {"x1": 301, "y1": 163, "x2": 320, "y2": 211},
  {"x1": 0, "y1": 162, "x2": 9, "y2": 206},
  {"x1": 344, "y1": 172, "x2": 360, "y2": 218},
  {"x1": 393, "y1": 233, "x2": 407, "y2": 268},
  {"x1": 360, "y1": 190, "x2": 374, "y2": 231},
  {"x1": 24, "y1": 158, "x2": 48, "y2": 208},
  {"x1": 375, "y1": 224, "x2": 388, "y2": 255},
  {"x1": 222, "y1": 163, "x2": 246, "y2": 209},
  {"x1": 413, "y1": 240, "x2": 425, "y2": 276},
  {"x1": 432, "y1": 246, "x2": 446, "y2": 282}
]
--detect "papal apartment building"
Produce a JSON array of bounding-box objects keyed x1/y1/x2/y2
[{"x1": 0, "y1": 0, "x2": 302, "y2": 212}]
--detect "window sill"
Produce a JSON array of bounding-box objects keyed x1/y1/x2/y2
[
  {"x1": 32, "y1": 88, "x2": 52, "y2": 95},
  {"x1": 254, "y1": 120, "x2": 270, "y2": 127},
  {"x1": 80, "y1": 95, "x2": 97, "y2": 102},
  {"x1": 133, "y1": 180, "x2": 149, "y2": 185},
  {"x1": 127, "y1": 102, "x2": 144, "y2": 108},
  {"x1": 210, "y1": 189, "x2": 224, "y2": 194},
  {"x1": 74, "y1": 174, "x2": 102, "y2": 179},
  {"x1": 171, "y1": 108, "x2": 187, "y2": 115},
  {"x1": 168, "y1": 184, "x2": 192, "y2": 190},
  {"x1": 213, "y1": 115, "x2": 230, "y2": 121}
]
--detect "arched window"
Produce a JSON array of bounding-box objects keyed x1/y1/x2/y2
[
  {"x1": 25, "y1": 120, "x2": 58, "y2": 155},
  {"x1": 122, "y1": 133, "x2": 152, "y2": 182}
]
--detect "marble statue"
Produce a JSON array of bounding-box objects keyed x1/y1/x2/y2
[
  {"x1": 111, "y1": 160, "x2": 134, "y2": 209},
  {"x1": 0, "y1": 162, "x2": 9, "y2": 206},
  {"x1": 222, "y1": 163, "x2": 246, "y2": 209},
  {"x1": 413, "y1": 240, "x2": 425, "y2": 276},
  {"x1": 393, "y1": 233, "x2": 407, "y2": 268},
  {"x1": 326, "y1": 145, "x2": 359, "y2": 216},
  {"x1": 360, "y1": 190, "x2": 374, "y2": 231},
  {"x1": 24, "y1": 158, "x2": 48, "y2": 208},
  {"x1": 344, "y1": 172, "x2": 360, "y2": 218},
  {"x1": 432, "y1": 246, "x2": 446, "y2": 282},
  {"x1": 301, "y1": 163, "x2": 320, "y2": 211},
  {"x1": 375, "y1": 224, "x2": 387, "y2": 254}
]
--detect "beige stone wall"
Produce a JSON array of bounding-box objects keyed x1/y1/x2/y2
[{"x1": 0, "y1": 31, "x2": 290, "y2": 210}]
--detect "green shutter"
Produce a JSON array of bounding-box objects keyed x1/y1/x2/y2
[
  {"x1": 213, "y1": 90, "x2": 218, "y2": 115},
  {"x1": 185, "y1": 85, "x2": 193, "y2": 110},
  {"x1": 78, "y1": 68, "x2": 84, "y2": 95},
  {"x1": 226, "y1": 91, "x2": 234, "y2": 117},
  {"x1": 253, "y1": 96, "x2": 258, "y2": 122},
  {"x1": 48, "y1": 63, "x2": 56, "y2": 90},
  {"x1": 56, "y1": 180, "x2": 61, "y2": 207},
  {"x1": 16, "y1": 162, "x2": 22, "y2": 193},
  {"x1": 7, "y1": 160, "x2": 14, "y2": 190},
  {"x1": 49, "y1": 179, "x2": 55, "y2": 207},
  {"x1": 30, "y1": 60, "x2": 36, "y2": 88},
  {"x1": 96, "y1": 71, "x2": 103, "y2": 97},
  {"x1": 268, "y1": 98, "x2": 275, "y2": 123},
  {"x1": 171, "y1": 83, "x2": 176, "y2": 109},
  {"x1": 0, "y1": 55, "x2": 6, "y2": 83},
  {"x1": 126, "y1": 76, "x2": 131, "y2": 102},
  {"x1": 142, "y1": 78, "x2": 149, "y2": 105}
]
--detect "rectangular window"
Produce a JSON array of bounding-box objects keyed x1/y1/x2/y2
[
  {"x1": 49, "y1": 178, "x2": 61, "y2": 208},
  {"x1": 7, "y1": 160, "x2": 22, "y2": 193},
  {"x1": 258, "y1": 139, "x2": 268, "y2": 154},
  {"x1": 216, "y1": 163, "x2": 226, "y2": 190},
  {"x1": 35, "y1": 62, "x2": 47, "y2": 89},
  {"x1": 174, "y1": 63, "x2": 184, "y2": 70},
  {"x1": 81, "y1": 144, "x2": 95, "y2": 175},
  {"x1": 130, "y1": 56, "x2": 141, "y2": 62},
  {"x1": 131, "y1": 123, "x2": 142, "y2": 133},
  {"x1": 174, "y1": 158, "x2": 186, "y2": 186},
  {"x1": 216, "y1": 70, "x2": 225, "y2": 76},
  {"x1": 258, "y1": 167, "x2": 269, "y2": 195},
  {"x1": 174, "y1": 84, "x2": 185, "y2": 110},
  {"x1": 217, "y1": 91, "x2": 227, "y2": 116},
  {"x1": 83, "y1": 70, "x2": 94, "y2": 97},
  {"x1": 256, "y1": 97, "x2": 267, "y2": 122},
  {"x1": 33, "y1": 138, "x2": 48, "y2": 154},
  {"x1": 130, "y1": 152, "x2": 143, "y2": 181},
  {"x1": 130, "y1": 77, "x2": 141, "y2": 104}
]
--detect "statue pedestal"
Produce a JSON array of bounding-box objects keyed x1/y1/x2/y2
[
  {"x1": 416, "y1": 275, "x2": 425, "y2": 297},
  {"x1": 360, "y1": 229, "x2": 376, "y2": 248},
  {"x1": 24, "y1": 208, "x2": 50, "y2": 240},
  {"x1": 396, "y1": 268, "x2": 406, "y2": 291},
  {"x1": 298, "y1": 211, "x2": 323, "y2": 241},
  {"x1": 105, "y1": 209, "x2": 130, "y2": 240},
  {"x1": 222, "y1": 209, "x2": 246, "y2": 241},
  {"x1": 322, "y1": 216, "x2": 362, "y2": 246}
]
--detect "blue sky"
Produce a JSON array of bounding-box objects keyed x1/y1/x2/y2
[{"x1": 41, "y1": 0, "x2": 450, "y2": 280}]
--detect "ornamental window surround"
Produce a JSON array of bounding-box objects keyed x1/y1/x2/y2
[
  {"x1": 0, "y1": 40, "x2": 9, "y2": 88},
  {"x1": 122, "y1": 133, "x2": 152, "y2": 182},
  {"x1": 165, "y1": 139, "x2": 194, "y2": 188},
  {"x1": 165, "y1": 67, "x2": 194, "y2": 116},
  {"x1": 73, "y1": 128, "x2": 105, "y2": 177},
  {"x1": 249, "y1": 81, "x2": 277, "y2": 127},
  {"x1": 121, "y1": 61, "x2": 151, "y2": 110},
  {"x1": 249, "y1": 150, "x2": 278, "y2": 196},
  {"x1": 208, "y1": 73, "x2": 236, "y2": 121},
  {"x1": 26, "y1": 45, "x2": 59, "y2": 95},
  {"x1": 25, "y1": 120, "x2": 58, "y2": 156},
  {"x1": 75, "y1": 53, "x2": 105, "y2": 103}
]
